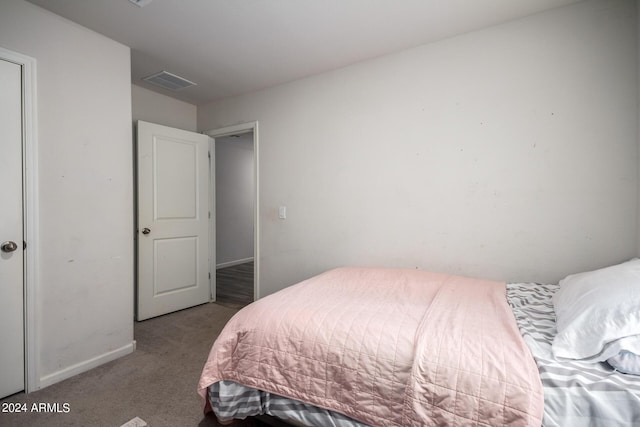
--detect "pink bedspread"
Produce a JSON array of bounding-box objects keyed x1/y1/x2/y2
[{"x1": 198, "y1": 267, "x2": 543, "y2": 426}]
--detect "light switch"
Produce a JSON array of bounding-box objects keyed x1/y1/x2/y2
[{"x1": 279, "y1": 206, "x2": 287, "y2": 219}]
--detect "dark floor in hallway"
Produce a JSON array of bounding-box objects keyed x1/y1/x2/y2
[{"x1": 216, "y1": 261, "x2": 254, "y2": 308}]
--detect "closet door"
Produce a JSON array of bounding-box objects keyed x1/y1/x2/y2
[{"x1": 0, "y1": 57, "x2": 25, "y2": 398}]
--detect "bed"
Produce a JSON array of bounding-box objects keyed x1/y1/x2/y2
[{"x1": 198, "y1": 262, "x2": 640, "y2": 426}]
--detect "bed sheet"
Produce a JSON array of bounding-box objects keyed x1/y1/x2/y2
[
  {"x1": 507, "y1": 282, "x2": 640, "y2": 426},
  {"x1": 209, "y1": 380, "x2": 368, "y2": 427}
]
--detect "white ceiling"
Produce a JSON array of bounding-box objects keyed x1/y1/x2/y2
[{"x1": 26, "y1": 0, "x2": 582, "y2": 106}]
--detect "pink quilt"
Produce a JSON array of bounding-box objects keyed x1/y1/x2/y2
[{"x1": 198, "y1": 267, "x2": 543, "y2": 426}]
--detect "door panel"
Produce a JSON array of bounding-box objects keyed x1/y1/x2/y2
[
  {"x1": 137, "y1": 121, "x2": 211, "y2": 320},
  {"x1": 154, "y1": 237, "x2": 198, "y2": 294},
  {"x1": 154, "y1": 137, "x2": 198, "y2": 219},
  {"x1": 0, "y1": 58, "x2": 25, "y2": 398}
]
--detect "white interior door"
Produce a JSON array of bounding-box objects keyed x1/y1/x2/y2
[
  {"x1": 0, "y1": 58, "x2": 25, "y2": 398},
  {"x1": 137, "y1": 121, "x2": 211, "y2": 320}
]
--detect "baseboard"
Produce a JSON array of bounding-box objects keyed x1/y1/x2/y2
[
  {"x1": 216, "y1": 257, "x2": 254, "y2": 270},
  {"x1": 38, "y1": 341, "x2": 136, "y2": 390}
]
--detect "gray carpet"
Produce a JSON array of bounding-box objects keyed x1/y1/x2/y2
[{"x1": 0, "y1": 302, "x2": 253, "y2": 427}]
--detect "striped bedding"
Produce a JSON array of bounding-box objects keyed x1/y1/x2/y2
[
  {"x1": 209, "y1": 380, "x2": 368, "y2": 427},
  {"x1": 507, "y1": 282, "x2": 640, "y2": 427}
]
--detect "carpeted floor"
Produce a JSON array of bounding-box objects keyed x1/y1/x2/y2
[{"x1": 0, "y1": 302, "x2": 258, "y2": 427}]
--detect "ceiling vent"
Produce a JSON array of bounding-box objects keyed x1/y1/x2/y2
[
  {"x1": 129, "y1": 0, "x2": 153, "y2": 8},
  {"x1": 142, "y1": 71, "x2": 197, "y2": 91}
]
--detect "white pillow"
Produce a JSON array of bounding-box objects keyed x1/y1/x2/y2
[
  {"x1": 607, "y1": 350, "x2": 640, "y2": 375},
  {"x1": 597, "y1": 334, "x2": 640, "y2": 362},
  {"x1": 552, "y1": 259, "x2": 640, "y2": 361}
]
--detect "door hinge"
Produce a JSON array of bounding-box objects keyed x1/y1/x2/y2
[
  {"x1": 208, "y1": 272, "x2": 211, "y2": 279},
  {"x1": 208, "y1": 211, "x2": 211, "y2": 219},
  {"x1": 208, "y1": 151, "x2": 211, "y2": 159},
  {"x1": 23, "y1": 241, "x2": 27, "y2": 250}
]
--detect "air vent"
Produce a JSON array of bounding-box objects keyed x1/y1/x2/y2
[
  {"x1": 142, "y1": 71, "x2": 196, "y2": 91},
  {"x1": 129, "y1": 0, "x2": 153, "y2": 8}
]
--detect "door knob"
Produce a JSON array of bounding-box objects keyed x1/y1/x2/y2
[
  {"x1": 1, "y1": 241, "x2": 18, "y2": 253},
  {"x1": 142, "y1": 228, "x2": 151, "y2": 235}
]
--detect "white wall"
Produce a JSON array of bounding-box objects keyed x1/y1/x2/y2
[
  {"x1": 215, "y1": 134, "x2": 255, "y2": 267},
  {"x1": 199, "y1": 0, "x2": 638, "y2": 297},
  {"x1": 0, "y1": 0, "x2": 134, "y2": 388},
  {"x1": 131, "y1": 84, "x2": 197, "y2": 131}
]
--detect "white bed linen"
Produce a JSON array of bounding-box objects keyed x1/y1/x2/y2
[{"x1": 507, "y1": 282, "x2": 640, "y2": 427}]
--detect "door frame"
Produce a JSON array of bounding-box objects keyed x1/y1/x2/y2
[
  {"x1": 204, "y1": 122, "x2": 259, "y2": 301},
  {"x1": 0, "y1": 46, "x2": 39, "y2": 393}
]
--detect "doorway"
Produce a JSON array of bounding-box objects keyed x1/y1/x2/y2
[
  {"x1": 0, "y1": 47, "x2": 38, "y2": 397},
  {"x1": 135, "y1": 121, "x2": 258, "y2": 319},
  {"x1": 205, "y1": 123, "x2": 259, "y2": 305},
  {"x1": 215, "y1": 132, "x2": 255, "y2": 307}
]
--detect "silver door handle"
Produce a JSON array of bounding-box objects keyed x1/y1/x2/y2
[
  {"x1": 142, "y1": 228, "x2": 151, "y2": 235},
  {"x1": 1, "y1": 241, "x2": 18, "y2": 253}
]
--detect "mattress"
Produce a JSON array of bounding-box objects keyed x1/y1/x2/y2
[{"x1": 507, "y1": 282, "x2": 640, "y2": 426}]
